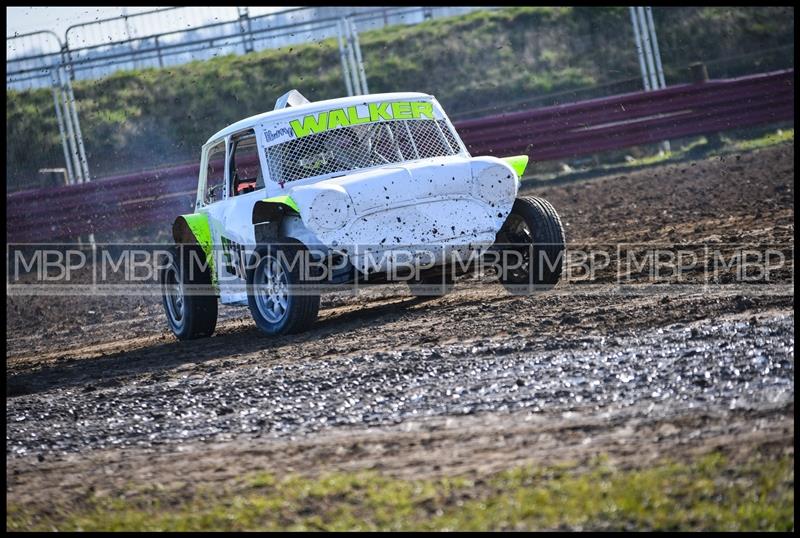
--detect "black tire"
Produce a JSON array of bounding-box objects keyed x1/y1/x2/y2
[
  {"x1": 496, "y1": 196, "x2": 566, "y2": 293},
  {"x1": 246, "y1": 239, "x2": 320, "y2": 336},
  {"x1": 160, "y1": 244, "x2": 218, "y2": 340}
]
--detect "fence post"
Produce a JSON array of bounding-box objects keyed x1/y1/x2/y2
[
  {"x1": 63, "y1": 42, "x2": 76, "y2": 81},
  {"x1": 348, "y1": 19, "x2": 369, "y2": 95},
  {"x1": 155, "y1": 35, "x2": 164, "y2": 67},
  {"x1": 238, "y1": 7, "x2": 255, "y2": 54},
  {"x1": 50, "y1": 70, "x2": 76, "y2": 185},
  {"x1": 639, "y1": 7, "x2": 669, "y2": 152},
  {"x1": 343, "y1": 19, "x2": 362, "y2": 95},
  {"x1": 56, "y1": 67, "x2": 84, "y2": 184},
  {"x1": 636, "y1": 7, "x2": 660, "y2": 92},
  {"x1": 690, "y1": 62, "x2": 709, "y2": 84},
  {"x1": 645, "y1": 7, "x2": 666, "y2": 89},
  {"x1": 62, "y1": 56, "x2": 91, "y2": 183},
  {"x1": 336, "y1": 20, "x2": 354, "y2": 96},
  {"x1": 629, "y1": 7, "x2": 651, "y2": 91}
]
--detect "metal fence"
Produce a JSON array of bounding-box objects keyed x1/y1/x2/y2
[
  {"x1": 6, "y1": 69, "x2": 794, "y2": 243},
  {"x1": 7, "y1": 7, "x2": 484, "y2": 90},
  {"x1": 6, "y1": 31, "x2": 91, "y2": 187},
  {"x1": 457, "y1": 69, "x2": 794, "y2": 159},
  {"x1": 6, "y1": 6, "x2": 485, "y2": 190},
  {"x1": 6, "y1": 6, "x2": 795, "y2": 195}
]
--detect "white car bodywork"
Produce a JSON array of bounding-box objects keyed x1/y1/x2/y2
[{"x1": 189, "y1": 92, "x2": 520, "y2": 305}]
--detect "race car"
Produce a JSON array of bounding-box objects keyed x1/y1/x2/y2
[{"x1": 161, "y1": 90, "x2": 565, "y2": 339}]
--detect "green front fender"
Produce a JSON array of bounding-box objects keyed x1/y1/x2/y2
[{"x1": 172, "y1": 212, "x2": 217, "y2": 287}]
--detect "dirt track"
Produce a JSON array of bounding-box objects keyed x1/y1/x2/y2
[{"x1": 6, "y1": 144, "x2": 795, "y2": 513}]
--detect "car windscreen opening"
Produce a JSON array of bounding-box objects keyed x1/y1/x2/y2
[{"x1": 265, "y1": 119, "x2": 463, "y2": 184}]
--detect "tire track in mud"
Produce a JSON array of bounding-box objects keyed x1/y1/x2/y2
[
  {"x1": 5, "y1": 144, "x2": 795, "y2": 509},
  {"x1": 6, "y1": 286, "x2": 793, "y2": 394},
  {"x1": 6, "y1": 144, "x2": 794, "y2": 359},
  {"x1": 7, "y1": 309, "x2": 794, "y2": 458}
]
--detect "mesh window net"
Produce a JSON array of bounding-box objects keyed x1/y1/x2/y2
[{"x1": 265, "y1": 119, "x2": 464, "y2": 184}]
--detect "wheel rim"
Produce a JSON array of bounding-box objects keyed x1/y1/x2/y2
[
  {"x1": 164, "y1": 264, "x2": 185, "y2": 330},
  {"x1": 504, "y1": 213, "x2": 533, "y2": 243},
  {"x1": 502, "y1": 213, "x2": 533, "y2": 280},
  {"x1": 254, "y1": 255, "x2": 289, "y2": 324}
]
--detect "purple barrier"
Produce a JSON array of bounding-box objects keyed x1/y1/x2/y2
[
  {"x1": 6, "y1": 69, "x2": 794, "y2": 243},
  {"x1": 457, "y1": 69, "x2": 794, "y2": 157}
]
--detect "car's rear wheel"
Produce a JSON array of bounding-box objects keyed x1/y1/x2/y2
[
  {"x1": 160, "y1": 245, "x2": 218, "y2": 340},
  {"x1": 247, "y1": 239, "x2": 320, "y2": 335},
  {"x1": 496, "y1": 196, "x2": 566, "y2": 293}
]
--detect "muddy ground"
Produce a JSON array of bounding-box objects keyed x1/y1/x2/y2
[{"x1": 6, "y1": 144, "x2": 794, "y2": 519}]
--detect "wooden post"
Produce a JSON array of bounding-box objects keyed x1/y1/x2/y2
[
  {"x1": 690, "y1": 62, "x2": 709, "y2": 84},
  {"x1": 691, "y1": 62, "x2": 723, "y2": 148}
]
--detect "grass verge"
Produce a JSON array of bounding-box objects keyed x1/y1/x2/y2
[
  {"x1": 731, "y1": 128, "x2": 794, "y2": 152},
  {"x1": 521, "y1": 127, "x2": 794, "y2": 186},
  {"x1": 7, "y1": 451, "x2": 793, "y2": 531}
]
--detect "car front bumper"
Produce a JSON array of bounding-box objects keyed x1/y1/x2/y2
[{"x1": 335, "y1": 197, "x2": 501, "y2": 274}]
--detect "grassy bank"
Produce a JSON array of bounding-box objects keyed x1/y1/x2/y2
[
  {"x1": 520, "y1": 127, "x2": 795, "y2": 184},
  {"x1": 7, "y1": 451, "x2": 793, "y2": 531},
  {"x1": 6, "y1": 7, "x2": 793, "y2": 188}
]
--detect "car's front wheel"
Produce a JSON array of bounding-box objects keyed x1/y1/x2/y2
[
  {"x1": 160, "y1": 245, "x2": 218, "y2": 340},
  {"x1": 496, "y1": 196, "x2": 566, "y2": 293},
  {"x1": 246, "y1": 240, "x2": 320, "y2": 336}
]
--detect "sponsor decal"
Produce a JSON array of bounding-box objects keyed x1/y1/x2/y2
[
  {"x1": 289, "y1": 101, "x2": 435, "y2": 138},
  {"x1": 262, "y1": 126, "x2": 295, "y2": 143},
  {"x1": 221, "y1": 235, "x2": 247, "y2": 279}
]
